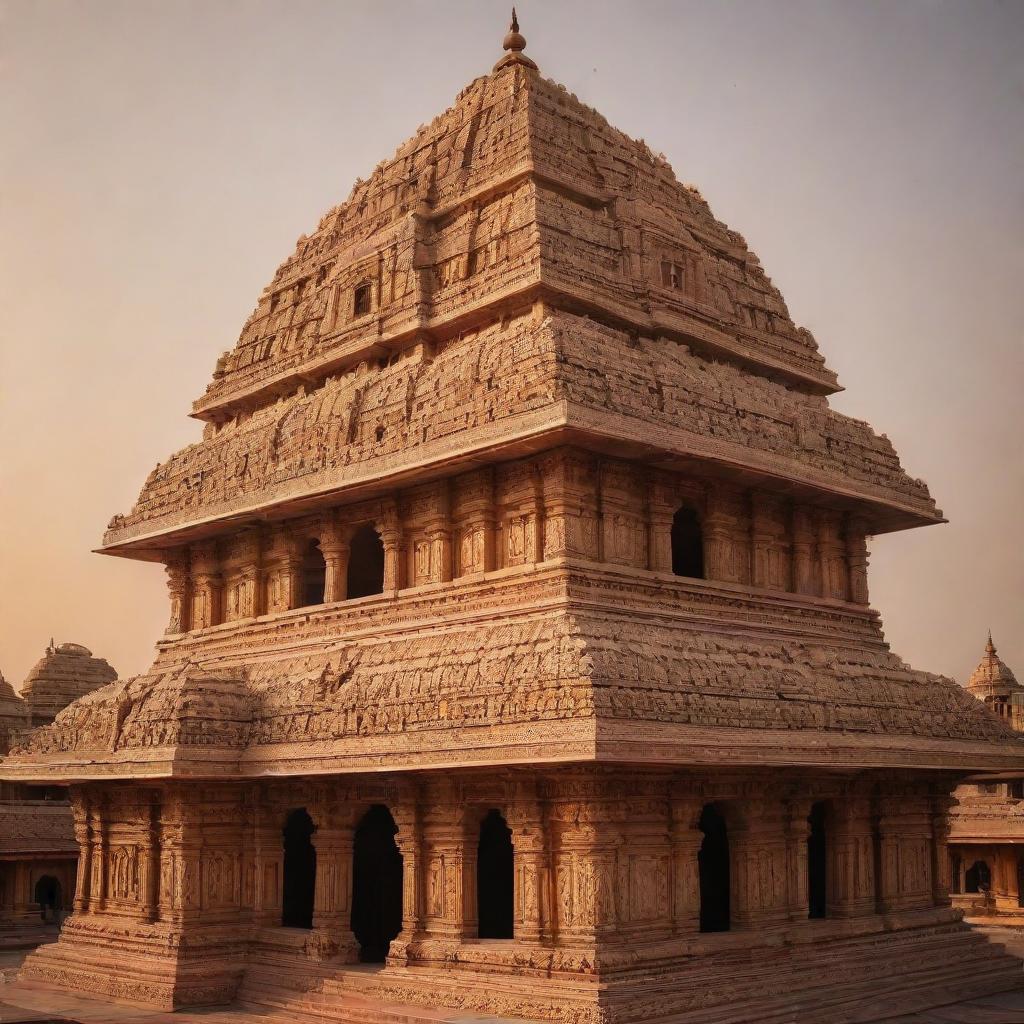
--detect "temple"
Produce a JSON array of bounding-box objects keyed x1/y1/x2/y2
[
  {"x1": 0, "y1": 644, "x2": 117, "y2": 932},
  {"x1": 3, "y1": 14, "x2": 1024, "y2": 1022},
  {"x1": 949, "y1": 636, "x2": 1024, "y2": 922}
]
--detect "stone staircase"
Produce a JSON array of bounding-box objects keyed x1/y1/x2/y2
[{"x1": 234, "y1": 920, "x2": 1024, "y2": 1024}]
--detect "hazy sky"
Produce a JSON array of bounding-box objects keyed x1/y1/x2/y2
[{"x1": 1, "y1": 0, "x2": 1021, "y2": 691}]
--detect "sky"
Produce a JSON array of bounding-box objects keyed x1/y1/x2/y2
[{"x1": 1, "y1": 0, "x2": 1021, "y2": 690}]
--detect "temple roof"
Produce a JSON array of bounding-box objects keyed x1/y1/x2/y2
[
  {"x1": 966, "y1": 633, "x2": 1021, "y2": 701},
  {"x1": 0, "y1": 671, "x2": 29, "y2": 755},
  {"x1": 19, "y1": 641, "x2": 118, "y2": 725},
  {"x1": 96, "y1": 15, "x2": 945, "y2": 558}
]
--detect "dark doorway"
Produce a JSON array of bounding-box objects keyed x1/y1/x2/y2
[
  {"x1": 299, "y1": 538, "x2": 327, "y2": 607},
  {"x1": 807, "y1": 801, "x2": 828, "y2": 919},
  {"x1": 477, "y1": 810, "x2": 514, "y2": 939},
  {"x1": 965, "y1": 860, "x2": 991, "y2": 894},
  {"x1": 351, "y1": 804, "x2": 403, "y2": 962},
  {"x1": 950, "y1": 853, "x2": 962, "y2": 895},
  {"x1": 281, "y1": 808, "x2": 316, "y2": 928},
  {"x1": 1017, "y1": 858, "x2": 1024, "y2": 908},
  {"x1": 671, "y1": 506, "x2": 705, "y2": 578},
  {"x1": 347, "y1": 524, "x2": 385, "y2": 599},
  {"x1": 34, "y1": 875, "x2": 61, "y2": 922},
  {"x1": 698, "y1": 803, "x2": 730, "y2": 932}
]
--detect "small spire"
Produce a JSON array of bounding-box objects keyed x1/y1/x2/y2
[
  {"x1": 987, "y1": 630, "x2": 996, "y2": 655},
  {"x1": 495, "y1": 6, "x2": 537, "y2": 72}
]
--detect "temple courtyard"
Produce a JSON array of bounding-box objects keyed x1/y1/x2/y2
[{"x1": 3, "y1": 929, "x2": 1024, "y2": 1023}]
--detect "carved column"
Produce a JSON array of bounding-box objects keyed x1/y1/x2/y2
[
  {"x1": 874, "y1": 794, "x2": 933, "y2": 914},
  {"x1": 71, "y1": 790, "x2": 92, "y2": 914},
  {"x1": 827, "y1": 796, "x2": 875, "y2": 918},
  {"x1": 669, "y1": 797, "x2": 704, "y2": 934},
  {"x1": 320, "y1": 520, "x2": 350, "y2": 603},
  {"x1": 539, "y1": 452, "x2": 599, "y2": 563},
  {"x1": 845, "y1": 515, "x2": 871, "y2": 606},
  {"x1": 190, "y1": 542, "x2": 222, "y2": 630},
  {"x1": 704, "y1": 483, "x2": 746, "y2": 584},
  {"x1": 389, "y1": 791, "x2": 426, "y2": 964},
  {"x1": 252, "y1": 805, "x2": 283, "y2": 929},
  {"x1": 791, "y1": 506, "x2": 818, "y2": 596},
  {"x1": 312, "y1": 823, "x2": 360, "y2": 961},
  {"x1": 508, "y1": 782, "x2": 549, "y2": 944},
  {"x1": 165, "y1": 554, "x2": 192, "y2": 634},
  {"x1": 817, "y1": 510, "x2": 848, "y2": 601},
  {"x1": 646, "y1": 474, "x2": 675, "y2": 573},
  {"x1": 380, "y1": 500, "x2": 403, "y2": 591},
  {"x1": 750, "y1": 492, "x2": 774, "y2": 590},
  {"x1": 139, "y1": 791, "x2": 161, "y2": 923},
  {"x1": 783, "y1": 797, "x2": 813, "y2": 922},
  {"x1": 421, "y1": 783, "x2": 475, "y2": 943},
  {"x1": 729, "y1": 801, "x2": 789, "y2": 929},
  {"x1": 930, "y1": 794, "x2": 955, "y2": 908}
]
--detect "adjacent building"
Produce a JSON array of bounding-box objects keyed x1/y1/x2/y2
[
  {"x1": 3, "y1": 16, "x2": 1024, "y2": 1024},
  {"x1": 950, "y1": 636, "x2": 1024, "y2": 920},
  {"x1": 0, "y1": 645, "x2": 117, "y2": 928}
]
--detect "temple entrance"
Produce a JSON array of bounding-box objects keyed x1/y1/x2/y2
[
  {"x1": 965, "y1": 860, "x2": 991, "y2": 894},
  {"x1": 807, "y1": 801, "x2": 828, "y2": 918},
  {"x1": 281, "y1": 808, "x2": 316, "y2": 928},
  {"x1": 34, "y1": 875, "x2": 61, "y2": 922},
  {"x1": 698, "y1": 803, "x2": 730, "y2": 932},
  {"x1": 351, "y1": 804, "x2": 403, "y2": 962},
  {"x1": 477, "y1": 809, "x2": 514, "y2": 939},
  {"x1": 299, "y1": 539, "x2": 327, "y2": 607},
  {"x1": 671, "y1": 506, "x2": 704, "y2": 578},
  {"x1": 347, "y1": 524, "x2": 385, "y2": 598}
]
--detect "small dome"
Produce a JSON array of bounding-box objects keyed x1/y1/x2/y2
[
  {"x1": 0, "y1": 671, "x2": 29, "y2": 755},
  {"x1": 966, "y1": 633, "x2": 1020, "y2": 700},
  {"x1": 20, "y1": 640, "x2": 118, "y2": 726}
]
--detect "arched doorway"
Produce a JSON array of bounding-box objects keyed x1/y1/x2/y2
[
  {"x1": 299, "y1": 539, "x2": 327, "y2": 607},
  {"x1": 807, "y1": 802, "x2": 828, "y2": 919},
  {"x1": 965, "y1": 860, "x2": 991, "y2": 894},
  {"x1": 351, "y1": 805, "x2": 403, "y2": 962},
  {"x1": 281, "y1": 808, "x2": 316, "y2": 928},
  {"x1": 347, "y1": 524, "x2": 385, "y2": 598},
  {"x1": 34, "y1": 875, "x2": 61, "y2": 922},
  {"x1": 698, "y1": 803, "x2": 730, "y2": 932},
  {"x1": 671, "y1": 506, "x2": 704, "y2": 578},
  {"x1": 477, "y1": 810, "x2": 514, "y2": 939}
]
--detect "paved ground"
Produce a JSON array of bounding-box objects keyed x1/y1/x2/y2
[{"x1": 4, "y1": 928, "x2": 1024, "y2": 1023}]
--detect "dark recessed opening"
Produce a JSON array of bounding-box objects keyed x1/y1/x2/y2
[
  {"x1": 698, "y1": 803, "x2": 730, "y2": 932},
  {"x1": 347, "y1": 523, "x2": 385, "y2": 598},
  {"x1": 351, "y1": 804, "x2": 403, "y2": 962},
  {"x1": 477, "y1": 810, "x2": 514, "y2": 939},
  {"x1": 671, "y1": 506, "x2": 705, "y2": 578},
  {"x1": 281, "y1": 808, "x2": 316, "y2": 929}
]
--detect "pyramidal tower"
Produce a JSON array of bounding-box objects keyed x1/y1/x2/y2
[{"x1": 6, "y1": 15, "x2": 1024, "y2": 1022}]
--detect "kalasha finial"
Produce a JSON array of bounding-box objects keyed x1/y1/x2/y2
[
  {"x1": 495, "y1": 6, "x2": 537, "y2": 71},
  {"x1": 987, "y1": 630, "x2": 996, "y2": 654}
]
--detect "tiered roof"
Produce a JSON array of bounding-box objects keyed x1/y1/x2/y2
[
  {"x1": 19, "y1": 642, "x2": 118, "y2": 726},
  {"x1": 101, "y1": 19, "x2": 938, "y2": 559}
]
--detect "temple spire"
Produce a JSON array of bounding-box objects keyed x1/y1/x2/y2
[
  {"x1": 495, "y1": 6, "x2": 538, "y2": 72},
  {"x1": 987, "y1": 630, "x2": 996, "y2": 655}
]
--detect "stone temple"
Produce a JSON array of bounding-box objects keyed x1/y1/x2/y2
[{"x1": 4, "y1": 14, "x2": 1024, "y2": 1023}]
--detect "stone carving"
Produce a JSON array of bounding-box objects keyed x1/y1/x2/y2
[{"x1": 4, "y1": 15, "x2": 1024, "y2": 1024}]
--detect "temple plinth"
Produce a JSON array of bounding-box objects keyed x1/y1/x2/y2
[{"x1": 4, "y1": 15, "x2": 1024, "y2": 1023}]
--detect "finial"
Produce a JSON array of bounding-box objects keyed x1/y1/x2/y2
[
  {"x1": 503, "y1": 7, "x2": 526, "y2": 53},
  {"x1": 987, "y1": 630, "x2": 996, "y2": 655},
  {"x1": 495, "y1": 6, "x2": 537, "y2": 71}
]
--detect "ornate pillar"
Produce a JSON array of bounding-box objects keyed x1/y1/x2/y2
[
  {"x1": 704, "y1": 483, "x2": 746, "y2": 584},
  {"x1": 320, "y1": 520, "x2": 350, "y2": 603},
  {"x1": 71, "y1": 790, "x2": 92, "y2": 914},
  {"x1": 930, "y1": 794, "x2": 955, "y2": 908},
  {"x1": 827, "y1": 796, "x2": 875, "y2": 918},
  {"x1": 783, "y1": 797, "x2": 813, "y2": 922},
  {"x1": 165, "y1": 554, "x2": 192, "y2": 634},
  {"x1": 817, "y1": 510, "x2": 848, "y2": 601},
  {"x1": 311, "y1": 822, "x2": 360, "y2": 961},
  {"x1": 190, "y1": 541, "x2": 222, "y2": 629},
  {"x1": 874, "y1": 794, "x2": 933, "y2": 914},
  {"x1": 646, "y1": 474, "x2": 675, "y2": 573},
  {"x1": 139, "y1": 791, "x2": 161, "y2": 923},
  {"x1": 669, "y1": 797, "x2": 704, "y2": 934},
  {"x1": 845, "y1": 515, "x2": 871, "y2": 606},
  {"x1": 508, "y1": 781, "x2": 550, "y2": 944},
  {"x1": 422, "y1": 782, "x2": 475, "y2": 943},
  {"x1": 791, "y1": 506, "x2": 818, "y2": 596},
  {"x1": 729, "y1": 800, "x2": 789, "y2": 929},
  {"x1": 750, "y1": 492, "x2": 774, "y2": 590},
  {"x1": 379, "y1": 499, "x2": 403, "y2": 591},
  {"x1": 389, "y1": 789, "x2": 426, "y2": 963}
]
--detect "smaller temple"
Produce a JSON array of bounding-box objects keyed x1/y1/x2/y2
[
  {"x1": 19, "y1": 642, "x2": 117, "y2": 728},
  {"x1": 950, "y1": 636, "x2": 1024, "y2": 920},
  {"x1": 0, "y1": 644, "x2": 117, "y2": 931}
]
